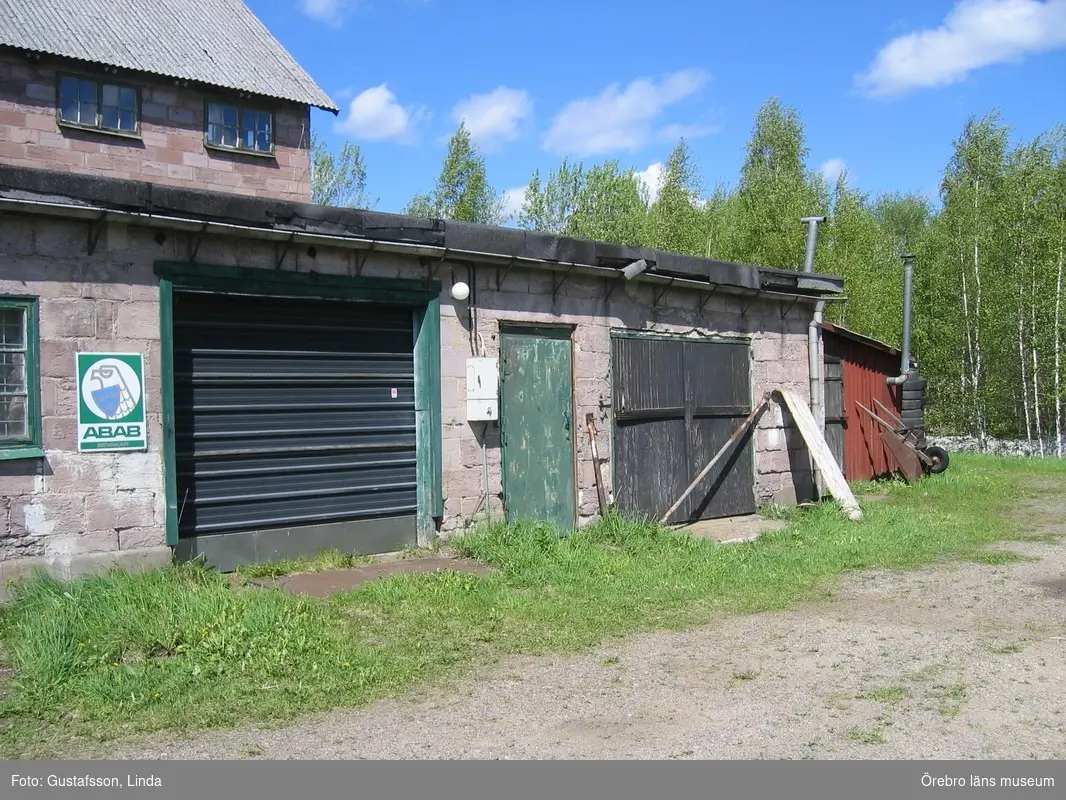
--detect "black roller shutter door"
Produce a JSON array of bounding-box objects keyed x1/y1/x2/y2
[{"x1": 173, "y1": 292, "x2": 418, "y2": 564}]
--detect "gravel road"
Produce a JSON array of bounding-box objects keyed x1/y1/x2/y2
[{"x1": 86, "y1": 488, "x2": 1066, "y2": 760}]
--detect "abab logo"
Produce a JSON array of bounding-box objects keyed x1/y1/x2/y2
[{"x1": 81, "y1": 357, "x2": 142, "y2": 421}]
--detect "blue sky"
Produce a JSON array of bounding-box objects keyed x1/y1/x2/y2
[{"x1": 251, "y1": 0, "x2": 1066, "y2": 216}]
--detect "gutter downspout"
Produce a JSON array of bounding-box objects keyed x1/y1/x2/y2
[
  {"x1": 887, "y1": 254, "x2": 916, "y2": 385},
  {"x1": 802, "y1": 216, "x2": 827, "y2": 499}
]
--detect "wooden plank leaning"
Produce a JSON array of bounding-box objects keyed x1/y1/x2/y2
[
  {"x1": 659, "y1": 389, "x2": 864, "y2": 525},
  {"x1": 659, "y1": 392, "x2": 773, "y2": 524},
  {"x1": 585, "y1": 413, "x2": 608, "y2": 516},
  {"x1": 777, "y1": 389, "x2": 863, "y2": 521}
]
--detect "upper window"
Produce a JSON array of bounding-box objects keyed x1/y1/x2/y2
[
  {"x1": 205, "y1": 101, "x2": 273, "y2": 155},
  {"x1": 0, "y1": 297, "x2": 42, "y2": 459},
  {"x1": 58, "y1": 75, "x2": 139, "y2": 135}
]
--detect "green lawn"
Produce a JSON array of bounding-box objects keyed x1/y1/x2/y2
[{"x1": 1, "y1": 454, "x2": 1063, "y2": 757}]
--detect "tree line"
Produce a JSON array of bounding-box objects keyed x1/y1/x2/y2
[{"x1": 311, "y1": 100, "x2": 1066, "y2": 450}]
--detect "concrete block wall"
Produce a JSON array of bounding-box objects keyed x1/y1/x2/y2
[
  {"x1": 0, "y1": 52, "x2": 312, "y2": 201},
  {"x1": 0, "y1": 215, "x2": 169, "y2": 583},
  {"x1": 0, "y1": 210, "x2": 815, "y2": 583},
  {"x1": 433, "y1": 263, "x2": 815, "y2": 534}
]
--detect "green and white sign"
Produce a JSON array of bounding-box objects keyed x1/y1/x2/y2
[{"x1": 76, "y1": 352, "x2": 147, "y2": 452}]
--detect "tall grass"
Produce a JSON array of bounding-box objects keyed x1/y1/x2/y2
[{"x1": 0, "y1": 454, "x2": 1059, "y2": 756}]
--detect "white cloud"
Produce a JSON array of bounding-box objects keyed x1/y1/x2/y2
[
  {"x1": 501, "y1": 186, "x2": 527, "y2": 220},
  {"x1": 858, "y1": 0, "x2": 1066, "y2": 97},
  {"x1": 451, "y1": 87, "x2": 532, "y2": 149},
  {"x1": 334, "y1": 85, "x2": 425, "y2": 143},
  {"x1": 299, "y1": 0, "x2": 352, "y2": 26},
  {"x1": 820, "y1": 158, "x2": 847, "y2": 186},
  {"x1": 543, "y1": 69, "x2": 708, "y2": 156},
  {"x1": 636, "y1": 162, "x2": 664, "y2": 204}
]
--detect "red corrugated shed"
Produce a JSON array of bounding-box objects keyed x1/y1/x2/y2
[{"x1": 822, "y1": 322, "x2": 908, "y2": 481}]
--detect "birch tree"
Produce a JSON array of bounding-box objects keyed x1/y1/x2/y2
[
  {"x1": 406, "y1": 123, "x2": 503, "y2": 224},
  {"x1": 310, "y1": 135, "x2": 373, "y2": 208}
]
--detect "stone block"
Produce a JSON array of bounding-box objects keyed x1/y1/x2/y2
[
  {"x1": 86, "y1": 490, "x2": 158, "y2": 532},
  {"x1": 114, "y1": 303, "x2": 159, "y2": 340},
  {"x1": 42, "y1": 416, "x2": 77, "y2": 449},
  {"x1": 9, "y1": 493, "x2": 84, "y2": 539},
  {"x1": 93, "y1": 300, "x2": 119, "y2": 337},
  {"x1": 118, "y1": 526, "x2": 165, "y2": 551},
  {"x1": 756, "y1": 427, "x2": 786, "y2": 453},
  {"x1": 68, "y1": 528, "x2": 120, "y2": 554},
  {"x1": 575, "y1": 325, "x2": 611, "y2": 354},
  {"x1": 576, "y1": 351, "x2": 610, "y2": 380},
  {"x1": 442, "y1": 437, "x2": 462, "y2": 471},
  {"x1": 41, "y1": 298, "x2": 96, "y2": 338},
  {"x1": 757, "y1": 449, "x2": 792, "y2": 475},
  {"x1": 107, "y1": 452, "x2": 164, "y2": 492}
]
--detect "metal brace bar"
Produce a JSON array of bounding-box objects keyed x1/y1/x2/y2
[
  {"x1": 187, "y1": 222, "x2": 208, "y2": 263},
  {"x1": 496, "y1": 257, "x2": 517, "y2": 291},
  {"x1": 652, "y1": 278, "x2": 675, "y2": 307},
  {"x1": 552, "y1": 265, "x2": 574, "y2": 302},
  {"x1": 697, "y1": 283, "x2": 719, "y2": 314},
  {"x1": 740, "y1": 293, "x2": 758, "y2": 317},
  {"x1": 355, "y1": 242, "x2": 376, "y2": 275},
  {"x1": 780, "y1": 296, "x2": 799, "y2": 319},
  {"x1": 275, "y1": 232, "x2": 296, "y2": 269},
  {"x1": 86, "y1": 212, "x2": 107, "y2": 256}
]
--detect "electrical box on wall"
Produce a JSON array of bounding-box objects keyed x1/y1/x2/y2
[{"x1": 466, "y1": 357, "x2": 498, "y2": 422}]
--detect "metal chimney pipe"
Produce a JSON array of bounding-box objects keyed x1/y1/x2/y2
[
  {"x1": 888, "y1": 254, "x2": 916, "y2": 385},
  {"x1": 801, "y1": 216, "x2": 826, "y2": 273}
]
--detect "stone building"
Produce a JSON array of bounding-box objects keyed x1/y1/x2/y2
[{"x1": 0, "y1": 1, "x2": 845, "y2": 584}]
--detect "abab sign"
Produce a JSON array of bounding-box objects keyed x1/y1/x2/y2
[{"x1": 76, "y1": 353, "x2": 147, "y2": 452}]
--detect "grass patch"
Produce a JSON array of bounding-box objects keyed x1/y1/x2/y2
[
  {"x1": 861, "y1": 685, "x2": 910, "y2": 705},
  {"x1": 845, "y1": 726, "x2": 887, "y2": 745},
  {"x1": 963, "y1": 550, "x2": 1025, "y2": 565},
  {"x1": 232, "y1": 549, "x2": 377, "y2": 581},
  {"x1": 0, "y1": 454, "x2": 1059, "y2": 757},
  {"x1": 932, "y1": 683, "x2": 969, "y2": 718}
]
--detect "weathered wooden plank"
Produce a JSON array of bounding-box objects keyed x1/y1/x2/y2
[
  {"x1": 777, "y1": 389, "x2": 863, "y2": 521},
  {"x1": 585, "y1": 413, "x2": 608, "y2": 516}
]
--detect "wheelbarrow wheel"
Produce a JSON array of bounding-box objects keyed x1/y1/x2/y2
[{"x1": 923, "y1": 445, "x2": 949, "y2": 475}]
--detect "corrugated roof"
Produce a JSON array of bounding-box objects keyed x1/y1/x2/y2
[{"x1": 0, "y1": 0, "x2": 339, "y2": 112}]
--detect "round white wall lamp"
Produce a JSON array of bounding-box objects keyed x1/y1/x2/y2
[{"x1": 451, "y1": 281, "x2": 470, "y2": 301}]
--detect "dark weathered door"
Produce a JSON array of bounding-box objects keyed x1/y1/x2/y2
[
  {"x1": 823, "y1": 355, "x2": 846, "y2": 477},
  {"x1": 612, "y1": 334, "x2": 755, "y2": 522},
  {"x1": 499, "y1": 326, "x2": 576, "y2": 533},
  {"x1": 172, "y1": 292, "x2": 418, "y2": 570}
]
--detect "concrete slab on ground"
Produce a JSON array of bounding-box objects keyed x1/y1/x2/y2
[
  {"x1": 251, "y1": 556, "x2": 494, "y2": 598},
  {"x1": 678, "y1": 515, "x2": 788, "y2": 544}
]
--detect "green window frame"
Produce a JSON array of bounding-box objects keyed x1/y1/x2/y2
[
  {"x1": 0, "y1": 296, "x2": 43, "y2": 460},
  {"x1": 204, "y1": 100, "x2": 275, "y2": 156},
  {"x1": 57, "y1": 74, "x2": 141, "y2": 136}
]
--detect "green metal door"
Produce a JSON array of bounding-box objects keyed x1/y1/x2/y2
[{"x1": 499, "y1": 326, "x2": 576, "y2": 533}]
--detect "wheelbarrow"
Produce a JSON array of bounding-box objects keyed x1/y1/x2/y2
[{"x1": 853, "y1": 398, "x2": 950, "y2": 481}]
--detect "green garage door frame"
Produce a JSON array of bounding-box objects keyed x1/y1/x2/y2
[{"x1": 155, "y1": 261, "x2": 443, "y2": 553}]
